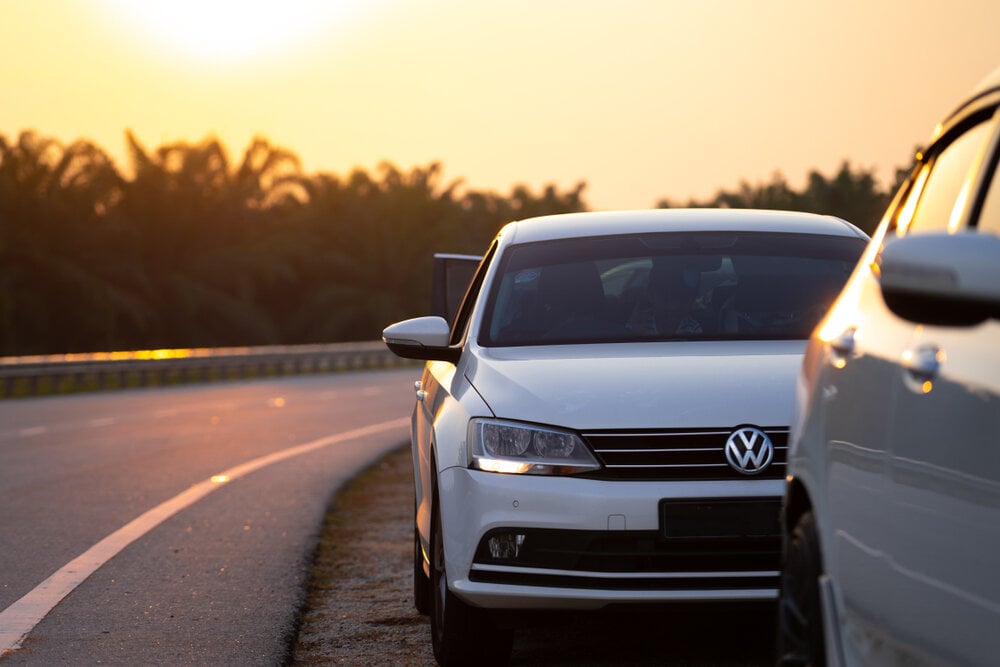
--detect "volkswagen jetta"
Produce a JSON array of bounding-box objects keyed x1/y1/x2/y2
[{"x1": 383, "y1": 208, "x2": 868, "y2": 666}]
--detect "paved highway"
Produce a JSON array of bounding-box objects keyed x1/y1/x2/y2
[{"x1": 0, "y1": 368, "x2": 417, "y2": 664}]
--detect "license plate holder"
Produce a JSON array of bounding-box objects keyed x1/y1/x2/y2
[{"x1": 659, "y1": 498, "x2": 781, "y2": 539}]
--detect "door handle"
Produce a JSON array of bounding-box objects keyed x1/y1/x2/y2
[
  {"x1": 828, "y1": 327, "x2": 857, "y2": 368},
  {"x1": 901, "y1": 344, "x2": 943, "y2": 384},
  {"x1": 830, "y1": 327, "x2": 856, "y2": 356}
]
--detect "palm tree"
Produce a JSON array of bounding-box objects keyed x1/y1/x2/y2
[
  {"x1": 119, "y1": 132, "x2": 306, "y2": 347},
  {"x1": 0, "y1": 131, "x2": 147, "y2": 353}
]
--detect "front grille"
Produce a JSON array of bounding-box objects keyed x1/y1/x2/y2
[
  {"x1": 470, "y1": 528, "x2": 781, "y2": 592},
  {"x1": 469, "y1": 570, "x2": 778, "y2": 591},
  {"x1": 579, "y1": 427, "x2": 788, "y2": 481},
  {"x1": 474, "y1": 529, "x2": 780, "y2": 572}
]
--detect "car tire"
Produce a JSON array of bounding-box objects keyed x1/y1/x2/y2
[
  {"x1": 414, "y1": 521, "x2": 431, "y2": 616},
  {"x1": 430, "y1": 485, "x2": 513, "y2": 666},
  {"x1": 777, "y1": 511, "x2": 826, "y2": 667}
]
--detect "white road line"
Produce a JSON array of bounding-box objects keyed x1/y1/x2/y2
[{"x1": 0, "y1": 416, "x2": 409, "y2": 655}]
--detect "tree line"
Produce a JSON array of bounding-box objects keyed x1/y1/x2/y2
[{"x1": 0, "y1": 130, "x2": 907, "y2": 355}]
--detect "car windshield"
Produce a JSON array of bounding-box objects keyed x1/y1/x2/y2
[{"x1": 479, "y1": 231, "x2": 866, "y2": 346}]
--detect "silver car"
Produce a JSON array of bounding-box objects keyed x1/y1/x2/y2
[{"x1": 779, "y1": 67, "x2": 1000, "y2": 666}]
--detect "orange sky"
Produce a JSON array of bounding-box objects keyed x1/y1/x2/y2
[{"x1": 3, "y1": 0, "x2": 999, "y2": 211}]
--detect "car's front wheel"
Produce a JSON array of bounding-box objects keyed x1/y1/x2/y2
[
  {"x1": 430, "y1": 488, "x2": 512, "y2": 666},
  {"x1": 777, "y1": 511, "x2": 826, "y2": 666}
]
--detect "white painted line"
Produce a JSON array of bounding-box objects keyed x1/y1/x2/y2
[
  {"x1": 16, "y1": 427, "x2": 48, "y2": 437},
  {"x1": 0, "y1": 416, "x2": 409, "y2": 654}
]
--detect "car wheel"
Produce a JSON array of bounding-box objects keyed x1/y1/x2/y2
[
  {"x1": 414, "y1": 521, "x2": 431, "y2": 616},
  {"x1": 777, "y1": 511, "x2": 826, "y2": 667},
  {"x1": 430, "y1": 487, "x2": 512, "y2": 666}
]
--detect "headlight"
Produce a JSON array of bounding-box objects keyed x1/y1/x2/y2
[{"x1": 468, "y1": 419, "x2": 600, "y2": 475}]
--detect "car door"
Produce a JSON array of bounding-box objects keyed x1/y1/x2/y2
[
  {"x1": 879, "y1": 108, "x2": 1000, "y2": 665},
  {"x1": 431, "y1": 253, "x2": 482, "y2": 324},
  {"x1": 814, "y1": 235, "x2": 915, "y2": 648},
  {"x1": 817, "y1": 104, "x2": 1000, "y2": 663}
]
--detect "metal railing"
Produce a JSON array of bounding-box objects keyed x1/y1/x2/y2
[{"x1": 0, "y1": 341, "x2": 414, "y2": 399}]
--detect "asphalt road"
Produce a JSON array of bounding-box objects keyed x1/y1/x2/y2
[{"x1": 0, "y1": 368, "x2": 418, "y2": 665}]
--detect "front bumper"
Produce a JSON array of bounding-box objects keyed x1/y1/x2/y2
[{"x1": 439, "y1": 467, "x2": 783, "y2": 610}]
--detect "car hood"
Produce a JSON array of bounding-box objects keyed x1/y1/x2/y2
[{"x1": 466, "y1": 340, "x2": 805, "y2": 430}]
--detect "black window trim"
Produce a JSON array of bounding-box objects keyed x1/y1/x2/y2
[
  {"x1": 448, "y1": 240, "x2": 498, "y2": 347},
  {"x1": 968, "y1": 107, "x2": 1000, "y2": 230}
]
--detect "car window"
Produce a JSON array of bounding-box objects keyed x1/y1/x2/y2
[
  {"x1": 478, "y1": 232, "x2": 866, "y2": 346},
  {"x1": 896, "y1": 120, "x2": 994, "y2": 235}
]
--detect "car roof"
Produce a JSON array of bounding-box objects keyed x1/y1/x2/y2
[
  {"x1": 972, "y1": 65, "x2": 1000, "y2": 98},
  {"x1": 499, "y1": 208, "x2": 867, "y2": 246},
  {"x1": 932, "y1": 65, "x2": 1000, "y2": 140}
]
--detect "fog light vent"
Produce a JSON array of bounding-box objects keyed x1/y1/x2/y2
[{"x1": 487, "y1": 532, "x2": 526, "y2": 560}]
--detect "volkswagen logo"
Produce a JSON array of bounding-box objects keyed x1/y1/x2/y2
[{"x1": 725, "y1": 427, "x2": 774, "y2": 475}]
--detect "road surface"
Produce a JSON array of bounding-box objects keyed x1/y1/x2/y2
[{"x1": 0, "y1": 368, "x2": 417, "y2": 664}]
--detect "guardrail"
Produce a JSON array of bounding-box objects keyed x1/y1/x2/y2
[{"x1": 0, "y1": 341, "x2": 415, "y2": 399}]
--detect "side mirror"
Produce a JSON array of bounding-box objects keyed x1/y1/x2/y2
[
  {"x1": 382, "y1": 316, "x2": 461, "y2": 363},
  {"x1": 878, "y1": 232, "x2": 1000, "y2": 326}
]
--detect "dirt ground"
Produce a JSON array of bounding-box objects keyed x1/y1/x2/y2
[{"x1": 292, "y1": 446, "x2": 433, "y2": 665}]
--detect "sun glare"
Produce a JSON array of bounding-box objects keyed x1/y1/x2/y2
[{"x1": 103, "y1": 0, "x2": 362, "y2": 65}]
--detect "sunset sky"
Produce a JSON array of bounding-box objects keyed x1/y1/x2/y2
[{"x1": 3, "y1": 0, "x2": 999, "y2": 210}]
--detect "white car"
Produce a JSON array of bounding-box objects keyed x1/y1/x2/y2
[
  {"x1": 383, "y1": 208, "x2": 868, "y2": 666},
  {"x1": 779, "y1": 67, "x2": 1000, "y2": 666}
]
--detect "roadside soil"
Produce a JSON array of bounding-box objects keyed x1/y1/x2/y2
[
  {"x1": 291, "y1": 446, "x2": 776, "y2": 666},
  {"x1": 292, "y1": 444, "x2": 432, "y2": 665}
]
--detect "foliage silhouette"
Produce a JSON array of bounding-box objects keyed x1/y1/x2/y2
[
  {"x1": 0, "y1": 130, "x2": 908, "y2": 355},
  {"x1": 657, "y1": 161, "x2": 908, "y2": 235}
]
